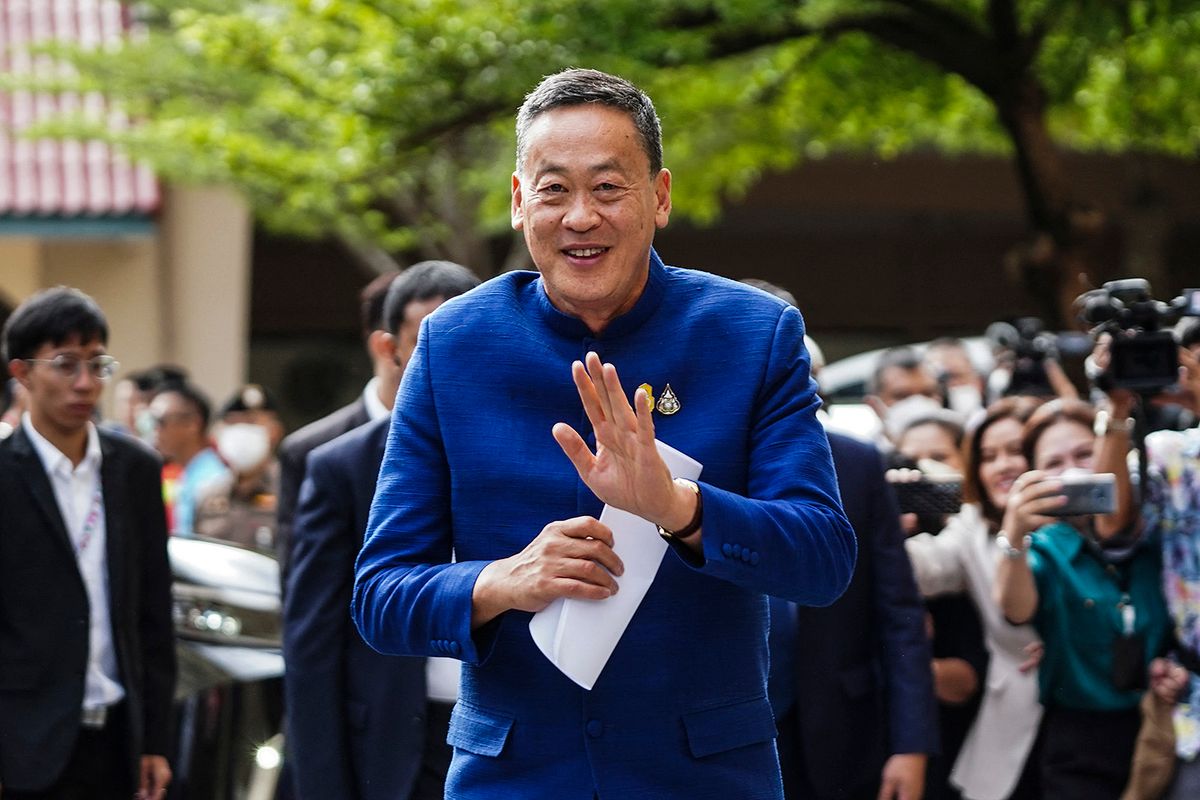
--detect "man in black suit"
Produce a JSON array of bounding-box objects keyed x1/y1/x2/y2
[
  {"x1": 769, "y1": 429, "x2": 938, "y2": 800},
  {"x1": 283, "y1": 261, "x2": 480, "y2": 800},
  {"x1": 741, "y1": 281, "x2": 936, "y2": 800},
  {"x1": 276, "y1": 269, "x2": 402, "y2": 589},
  {"x1": 0, "y1": 287, "x2": 176, "y2": 799}
]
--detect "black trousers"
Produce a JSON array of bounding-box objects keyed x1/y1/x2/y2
[
  {"x1": 410, "y1": 700, "x2": 456, "y2": 800},
  {"x1": 5, "y1": 705, "x2": 132, "y2": 800},
  {"x1": 1041, "y1": 705, "x2": 1141, "y2": 800}
]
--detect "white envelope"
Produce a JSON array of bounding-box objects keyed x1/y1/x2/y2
[{"x1": 529, "y1": 441, "x2": 702, "y2": 689}]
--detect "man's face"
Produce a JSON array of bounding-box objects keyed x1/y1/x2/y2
[
  {"x1": 926, "y1": 346, "x2": 980, "y2": 390},
  {"x1": 511, "y1": 104, "x2": 671, "y2": 331},
  {"x1": 149, "y1": 391, "x2": 203, "y2": 463},
  {"x1": 878, "y1": 366, "x2": 942, "y2": 407},
  {"x1": 10, "y1": 335, "x2": 106, "y2": 438},
  {"x1": 395, "y1": 296, "x2": 445, "y2": 373}
]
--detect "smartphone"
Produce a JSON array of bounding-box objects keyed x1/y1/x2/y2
[
  {"x1": 1046, "y1": 472, "x2": 1117, "y2": 516},
  {"x1": 891, "y1": 475, "x2": 963, "y2": 517}
]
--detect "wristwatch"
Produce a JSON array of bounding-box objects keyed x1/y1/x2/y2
[{"x1": 657, "y1": 479, "x2": 703, "y2": 541}]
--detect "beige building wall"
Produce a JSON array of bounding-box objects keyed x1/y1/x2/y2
[{"x1": 158, "y1": 185, "x2": 253, "y2": 407}]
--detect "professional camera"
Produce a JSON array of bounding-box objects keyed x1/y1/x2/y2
[
  {"x1": 1076, "y1": 279, "x2": 1200, "y2": 394},
  {"x1": 985, "y1": 317, "x2": 1061, "y2": 397}
]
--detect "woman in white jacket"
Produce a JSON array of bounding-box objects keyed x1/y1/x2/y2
[{"x1": 905, "y1": 397, "x2": 1045, "y2": 800}]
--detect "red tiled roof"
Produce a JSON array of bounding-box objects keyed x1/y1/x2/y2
[{"x1": 0, "y1": 0, "x2": 158, "y2": 217}]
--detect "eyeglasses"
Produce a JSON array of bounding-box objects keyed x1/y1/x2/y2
[{"x1": 24, "y1": 354, "x2": 120, "y2": 380}]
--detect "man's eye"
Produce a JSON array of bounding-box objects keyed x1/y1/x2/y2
[
  {"x1": 539, "y1": 184, "x2": 567, "y2": 193},
  {"x1": 596, "y1": 183, "x2": 619, "y2": 192}
]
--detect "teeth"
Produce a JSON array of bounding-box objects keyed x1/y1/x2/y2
[{"x1": 567, "y1": 248, "x2": 605, "y2": 257}]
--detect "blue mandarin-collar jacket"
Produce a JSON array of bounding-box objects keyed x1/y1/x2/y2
[{"x1": 353, "y1": 250, "x2": 856, "y2": 799}]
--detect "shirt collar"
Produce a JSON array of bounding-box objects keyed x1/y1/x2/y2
[
  {"x1": 22, "y1": 411, "x2": 102, "y2": 477},
  {"x1": 1034, "y1": 520, "x2": 1086, "y2": 561},
  {"x1": 532, "y1": 247, "x2": 668, "y2": 340},
  {"x1": 362, "y1": 377, "x2": 391, "y2": 422}
]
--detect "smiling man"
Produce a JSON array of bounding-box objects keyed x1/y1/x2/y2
[
  {"x1": 0, "y1": 287, "x2": 175, "y2": 800},
  {"x1": 354, "y1": 69, "x2": 855, "y2": 800}
]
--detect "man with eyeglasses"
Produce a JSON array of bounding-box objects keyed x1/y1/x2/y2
[{"x1": 0, "y1": 286, "x2": 176, "y2": 800}]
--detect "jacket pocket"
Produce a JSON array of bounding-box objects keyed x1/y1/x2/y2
[
  {"x1": 446, "y1": 703, "x2": 514, "y2": 758},
  {"x1": 681, "y1": 696, "x2": 777, "y2": 759}
]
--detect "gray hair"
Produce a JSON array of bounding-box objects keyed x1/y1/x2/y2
[{"x1": 515, "y1": 68, "x2": 663, "y2": 176}]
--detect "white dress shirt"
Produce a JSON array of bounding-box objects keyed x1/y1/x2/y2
[
  {"x1": 362, "y1": 379, "x2": 459, "y2": 703},
  {"x1": 23, "y1": 414, "x2": 125, "y2": 711}
]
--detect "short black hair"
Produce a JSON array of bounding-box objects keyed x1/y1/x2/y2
[
  {"x1": 156, "y1": 381, "x2": 212, "y2": 430},
  {"x1": 869, "y1": 346, "x2": 925, "y2": 396},
  {"x1": 2, "y1": 286, "x2": 108, "y2": 362},
  {"x1": 382, "y1": 261, "x2": 481, "y2": 336},
  {"x1": 1180, "y1": 318, "x2": 1200, "y2": 350},
  {"x1": 516, "y1": 69, "x2": 663, "y2": 176},
  {"x1": 360, "y1": 271, "x2": 403, "y2": 338},
  {"x1": 128, "y1": 364, "x2": 189, "y2": 394}
]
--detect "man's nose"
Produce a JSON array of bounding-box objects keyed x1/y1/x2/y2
[
  {"x1": 72, "y1": 365, "x2": 99, "y2": 390},
  {"x1": 562, "y1": 193, "x2": 600, "y2": 231}
]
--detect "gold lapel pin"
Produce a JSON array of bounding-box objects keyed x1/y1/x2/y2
[
  {"x1": 656, "y1": 383, "x2": 680, "y2": 415},
  {"x1": 638, "y1": 383, "x2": 654, "y2": 410}
]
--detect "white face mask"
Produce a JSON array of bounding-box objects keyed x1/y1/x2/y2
[
  {"x1": 215, "y1": 423, "x2": 271, "y2": 473},
  {"x1": 884, "y1": 395, "x2": 946, "y2": 441},
  {"x1": 947, "y1": 384, "x2": 984, "y2": 416}
]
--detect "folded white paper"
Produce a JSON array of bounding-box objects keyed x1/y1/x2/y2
[{"x1": 529, "y1": 441, "x2": 702, "y2": 689}]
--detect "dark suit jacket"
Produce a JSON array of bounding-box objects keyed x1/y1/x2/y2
[
  {"x1": 770, "y1": 431, "x2": 937, "y2": 799},
  {"x1": 277, "y1": 396, "x2": 370, "y2": 591},
  {"x1": 0, "y1": 426, "x2": 176, "y2": 792},
  {"x1": 283, "y1": 417, "x2": 427, "y2": 800}
]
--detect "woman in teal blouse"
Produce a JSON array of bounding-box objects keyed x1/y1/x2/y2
[{"x1": 994, "y1": 399, "x2": 1169, "y2": 799}]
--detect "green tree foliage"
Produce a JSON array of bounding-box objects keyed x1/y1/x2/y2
[{"x1": 23, "y1": 0, "x2": 1200, "y2": 296}]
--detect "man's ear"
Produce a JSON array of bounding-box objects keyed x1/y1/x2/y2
[
  {"x1": 654, "y1": 168, "x2": 672, "y2": 229},
  {"x1": 7, "y1": 358, "x2": 29, "y2": 388},
  {"x1": 511, "y1": 172, "x2": 525, "y2": 231},
  {"x1": 367, "y1": 329, "x2": 397, "y2": 363}
]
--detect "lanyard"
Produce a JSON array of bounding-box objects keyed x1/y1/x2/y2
[{"x1": 75, "y1": 483, "x2": 104, "y2": 557}]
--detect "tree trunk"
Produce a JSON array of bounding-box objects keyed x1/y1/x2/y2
[{"x1": 995, "y1": 76, "x2": 1100, "y2": 328}]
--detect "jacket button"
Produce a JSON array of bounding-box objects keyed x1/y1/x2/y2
[
  {"x1": 732, "y1": 544, "x2": 743, "y2": 558},
  {"x1": 749, "y1": 551, "x2": 760, "y2": 566},
  {"x1": 586, "y1": 719, "x2": 604, "y2": 738},
  {"x1": 449, "y1": 641, "x2": 461, "y2": 656},
  {"x1": 741, "y1": 550, "x2": 752, "y2": 563},
  {"x1": 721, "y1": 543, "x2": 733, "y2": 557}
]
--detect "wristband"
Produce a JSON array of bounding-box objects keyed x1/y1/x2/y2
[{"x1": 657, "y1": 479, "x2": 702, "y2": 541}]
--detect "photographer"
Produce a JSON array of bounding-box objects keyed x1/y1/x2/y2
[
  {"x1": 994, "y1": 399, "x2": 1170, "y2": 799},
  {"x1": 904, "y1": 398, "x2": 1045, "y2": 800}
]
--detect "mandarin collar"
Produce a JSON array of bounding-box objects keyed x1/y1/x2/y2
[{"x1": 533, "y1": 248, "x2": 667, "y2": 340}]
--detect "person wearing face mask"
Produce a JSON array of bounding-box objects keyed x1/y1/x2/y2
[
  {"x1": 994, "y1": 399, "x2": 1169, "y2": 799},
  {"x1": 925, "y1": 338, "x2": 987, "y2": 418},
  {"x1": 868, "y1": 347, "x2": 953, "y2": 450},
  {"x1": 193, "y1": 384, "x2": 285, "y2": 551},
  {"x1": 904, "y1": 398, "x2": 1045, "y2": 800}
]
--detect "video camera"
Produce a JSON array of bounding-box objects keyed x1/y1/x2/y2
[
  {"x1": 1077, "y1": 279, "x2": 1200, "y2": 395},
  {"x1": 985, "y1": 317, "x2": 1091, "y2": 397}
]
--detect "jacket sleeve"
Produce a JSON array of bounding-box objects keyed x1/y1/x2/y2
[
  {"x1": 905, "y1": 523, "x2": 969, "y2": 598},
  {"x1": 667, "y1": 306, "x2": 857, "y2": 605},
  {"x1": 353, "y1": 325, "x2": 493, "y2": 665},
  {"x1": 275, "y1": 439, "x2": 304, "y2": 593},
  {"x1": 282, "y1": 453, "x2": 357, "y2": 798},
  {"x1": 863, "y1": 449, "x2": 940, "y2": 757},
  {"x1": 137, "y1": 451, "x2": 177, "y2": 757}
]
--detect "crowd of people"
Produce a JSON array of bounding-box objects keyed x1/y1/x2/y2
[
  {"x1": 2, "y1": 66, "x2": 1199, "y2": 800},
  {"x1": 843, "y1": 322, "x2": 1200, "y2": 800}
]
